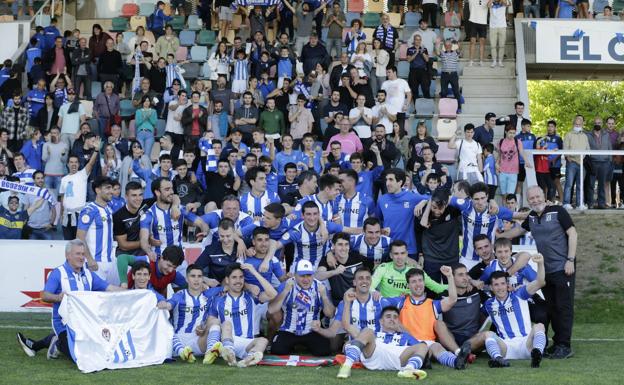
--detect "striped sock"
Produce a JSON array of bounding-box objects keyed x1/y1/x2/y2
[
  {"x1": 172, "y1": 334, "x2": 184, "y2": 356},
  {"x1": 436, "y1": 351, "x2": 457, "y2": 368},
  {"x1": 405, "y1": 356, "x2": 423, "y2": 370},
  {"x1": 533, "y1": 331, "x2": 546, "y2": 353},
  {"x1": 206, "y1": 326, "x2": 221, "y2": 351},
  {"x1": 223, "y1": 338, "x2": 235, "y2": 352},
  {"x1": 486, "y1": 337, "x2": 502, "y2": 359},
  {"x1": 344, "y1": 344, "x2": 361, "y2": 366}
]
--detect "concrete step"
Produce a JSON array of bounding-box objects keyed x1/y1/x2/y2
[
  {"x1": 459, "y1": 42, "x2": 516, "y2": 59},
  {"x1": 449, "y1": 75, "x2": 517, "y2": 96},
  {"x1": 460, "y1": 61, "x2": 516, "y2": 77},
  {"x1": 461, "y1": 96, "x2": 517, "y2": 115}
]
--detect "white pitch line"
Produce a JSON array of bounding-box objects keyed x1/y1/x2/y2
[{"x1": 0, "y1": 325, "x2": 49, "y2": 330}]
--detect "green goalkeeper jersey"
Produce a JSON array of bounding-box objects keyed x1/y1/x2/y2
[{"x1": 371, "y1": 262, "x2": 447, "y2": 297}]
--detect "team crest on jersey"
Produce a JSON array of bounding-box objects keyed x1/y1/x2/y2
[
  {"x1": 101, "y1": 328, "x2": 111, "y2": 341},
  {"x1": 404, "y1": 202, "x2": 409, "y2": 208},
  {"x1": 81, "y1": 214, "x2": 90, "y2": 224},
  {"x1": 140, "y1": 213, "x2": 147, "y2": 221}
]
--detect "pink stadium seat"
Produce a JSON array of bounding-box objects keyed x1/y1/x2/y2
[
  {"x1": 348, "y1": 0, "x2": 365, "y2": 13},
  {"x1": 175, "y1": 46, "x2": 188, "y2": 62},
  {"x1": 435, "y1": 141, "x2": 457, "y2": 163},
  {"x1": 121, "y1": 3, "x2": 139, "y2": 18},
  {"x1": 438, "y1": 98, "x2": 458, "y2": 118},
  {"x1": 399, "y1": 43, "x2": 408, "y2": 61}
]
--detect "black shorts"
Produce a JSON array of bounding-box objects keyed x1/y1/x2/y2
[
  {"x1": 518, "y1": 163, "x2": 526, "y2": 182},
  {"x1": 550, "y1": 167, "x2": 561, "y2": 178},
  {"x1": 468, "y1": 21, "x2": 487, "y2": 39}
]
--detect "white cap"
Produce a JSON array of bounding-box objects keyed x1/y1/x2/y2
[{"x1": 295, "y1": 260, "x2": 314, "y2": 276}]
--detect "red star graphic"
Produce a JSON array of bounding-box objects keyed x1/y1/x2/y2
[{"x1": 21, "y1": 268, "x2": 54, "y2": 308}]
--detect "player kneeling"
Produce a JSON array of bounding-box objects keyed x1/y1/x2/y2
[
  {"x1": 205, "y1": 262, "x2": 277, "y2": 367},
  {"x1": 483, "y1": 254, "x2": 547, "y2": 368},
  {"x1": 337, "y1": 306, "x2": 428, "y2": 380}
]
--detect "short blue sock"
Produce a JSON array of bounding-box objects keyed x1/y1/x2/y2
[
  {"x1": 437, "y1": 351, "x2": 456, "y2": 368},
  {"x1": 486, "y1": 337, "x2": 502, "y2": 359}
]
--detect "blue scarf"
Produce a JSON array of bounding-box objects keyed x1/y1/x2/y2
[
  {"x1": 199, "y1": 138, "x2": 218, "y2": 172},
  {"x1": 375, "y1": 25, "x2": 395, "y2": 50}
]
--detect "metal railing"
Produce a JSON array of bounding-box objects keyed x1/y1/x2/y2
[
  {"x1": 525, "y1": 149, "x2": 624, "y2": 210},
  {"x1": 9, "y1": 0, "x2": 52, "y2": 64},
  {"x1": 514, "y1": 18, "x2": 530, "y2": 119}
]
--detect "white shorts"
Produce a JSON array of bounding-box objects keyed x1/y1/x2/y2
[
  {"x1": 231, "y1": 79, "x2": 247, "y2": 94},
  {"x1": 233, "y1": 335, "x2": 255, "y2": 359},
  {"x1": 175, "y1": 333, "x2": 202, "y2": 356},
  {"x1": 362, "y1": 342, "x2": 407, "y2": 371},
  {"x1": 503, "y1": 336, "x2": 531, "y2": 360},
  {"x1": 253, "y1": 302, "x2": 268, "y2": 336},
  {"x1": 265, "y1": 133, "x2": 281, "y2": 141},
  {"x1": 93, "y1": 258, "x2": 119, "y2": 286},
  {"x1": 459, "y1": 256, "x2": 480, "y2": 271},
  {"x1": 219, "y1": 6, "x2": 233, "y2": 21}
]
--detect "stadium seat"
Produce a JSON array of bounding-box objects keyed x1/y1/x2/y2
[
  {"x1": 139, "y1": 2, "x2": 153, "y2": 17},
  {"x1": 405, "y1": 12, "x2": 422, "y2": 27},
  {"x1": 81, "y1": 100, "x2": 94, "y2": 119},
  {"x1": 436, "y1": 118, "x2": 458, "y2": 140},
  {"x1": 111, "y1": 17, "x2": 129, "y2": 32},
  {"x1": 187, "y1": 15, "x2": 203, "y2": 30},
  {"x1": 363, "y1": 13, "x2": 380, "y2": 28},
  {"x1": 435, "y1": 141, "x2": 457, "y2": 163},
  {"x1": 367, "y1": 0, "x2": 384, "y2": 13},
  {"x1": 181, "y1": 62, "x2": 200, "y2": 79},
  {"x1": 388, "y1": 13, "x2": 402, "y2": 27},
  {"x1": 121, "y1": 3, "x2": 139, "y2": 18},
  {"x1": 120, "y1": 99, "x2": 136, "y2": 119},
  {"x1": 190, "y1": 46, "x2": 208, "y2": 62},
  {"x1": 127, "y1": 119, "x2": 136, "y2": 138},
  {"x1": 122, "y1": 31, "x2": 136, "y2": 45},
  {"x1": 430, "y1": 81, "x2": 437, "y2": 98},
  {"x1": 156, "y1": 119, "x2": 166, "y2": 137},
  {"x1": 175, "y1": 46, "x2": 189, "y2": 62},
  {"x1": 170, "y1": 15, "x2": 185, "y2": 31},
  {"x1": 398, "y1": 43, "x2": 408, "y2": 60},
  {"x1": 348, "y1": 0, "x2": 365, "y2": 13},
  {"x1": 443, "y1": 27, "x2": 461, "y2": 42},
  {"x1": 321, "y1": 27, "x2": 328, "y2": 42},
  {"x1": 397, "y1": 61, "x2": 410, "y2": 79},
  {"x1": 179, "y1": 30, "x2": 196, "y2": 46},
  {"x1": 232, "y1": 14, "x2": 243, "y2": 30},
  {"x1": 130, "y1": 16, "x2": 147, "y2": 31},
  {"x1": 362, "y1": 28, "x2": 375, "y2": 42},
  {"x1": 200, "y1": 63, "x2": 212, "y2": 79},
  {"x1": 414, "y1": 98, "x2": 435, "y2": 117},
  {"x1": 438, "y1": 98, "x2": 458, "y2": 118},
  {"x1": 197, "y1": 29, "x2": 216, "y2": 46},
  {"x1": 345, "y1": 12, "x2": 360, "y2": 27},
  {"x1": 401, "y1": 26, "x2": 418, "y2": 43},
  {"x1": 90, "y1": 81, "x2": 102, "y2": 97},
  {"x1": 35, "y1": 14, "x2": 50, "y2": 27}
]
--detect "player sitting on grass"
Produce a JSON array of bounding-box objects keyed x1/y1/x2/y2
[
  {"x1": 483, "y1": 253, "x2": 547, "y2": 368},
  {"x1": 206, "y1": 262, "x2": 277, "y2": 367},
  {"x1": 337, "y1": 306, "x2": 428, "y2": 379}
]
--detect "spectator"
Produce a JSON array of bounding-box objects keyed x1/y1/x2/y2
[
  {"x1": 24, "y1": 171, "x2": 57, "y2": 240},
  {"x1": 422, "y1": 0, "x2": 440, "y2": 28},
  {"x1": 326, "y1": 117, "x2": 363, "y2": 155},
  {"x1": 44, "y1": 37, "x2": 70, "y2": 81},
  {"x1": 27, "y1": 79, "x2": 48, "y2": 123},
  {"x1": 34, "y1": 93, "x2": 59, "y2": 132},
  {"x1": 436, "y1": 39, "x2": 461, "y2": 103},
  {"x1": 586, "y1": 117, "x2": 612, "y2": 209},
  {"x1": 489, "y1": 0, "x2": 509, "y2": 68},
  {"x1": 42, "y1": 126, "x2": 68, "y2": 198},
  {"x1": 132, "y1": 78, "x2": 158, "y2": 109},
  {"x1": 57, "y1": 88, "x2": 86, "y2": 149},
  {"x1": 371, "y1": 89, "x2": 397, "y2": 135},
  {"x1": 563, "y1": 115, "x2": 590, "y2": 209},
  {"x1": 409, "y1": 121, "x2": 438, "y2": 161},
  {"x1": 370, "y1": 38, "x2": 390, "y2": 95},
  {"x1": 88, "y1": 24, "x2": 112, "y2": 74},
  {"x1": 329, "y1": 53, "x2": 355, "y2": 91},
  {"x1": 107, "y1": 124, "x2": 130, "y2": 160},
  {"x1": 165, "y1": 89, "x2": 190, "y2": 146},
  {"x1": 515, "y1": 118, "x2": 537, "y2": 197},
  {"x1": 388, "y1": 120, "x2": 410, "y2": 161},
  {"x1": 497, "y1": 125, "x2": 530, "y2": 198},
  {"x1": 344, "y1": 19, "x2": 366, "y2": 57},
  {"x1": 288, "y1": 95, "x2": 315, "y2": 145},
  {"x1": 468, "y1": 0, "x2": 489, "y2": 66},
  {"x1": 233, "y1": 91, "x2": 259, "y2": 145},
  {"x1": 282, "y1": 0, "x2": 327, "y2": 56},
  {"x1": 20, "y1": 128, "x2": 44, "y2": 173},
  {"x1": 135, "y1": 96, "x2": 158, "y2": 161},
  {"x1": 127, "y1": 26, "x2": 153, "y2": 54},
  {"x1": 576, "y1": 0, "x2": 589, "y2": 18},
  {"x1": 350, "y1": 42, "x2": 373, "y2": 79},
  {"x1": 0, "y1": 195, "x2": 43, "y2": 240},
  {"x1": 496, "y1": 100, "x2": 527, "y2": 132},
  {"x1": 368, "y1": 124, "x2": 401, "y2": 169},
  {"x1": 71, "y1": 37, "x2": 92, "y2": 100},
  {"x1": 373, "y1": 14, "x2": 399, "y2": 67},
  {"x1": 94, "y1": 81, "x2": 120, "y2": 138},
  {"x1": 0, "y1": 91, "x2": 30, "y2": 152},
  {"x1": 259, "y1": 97, "x2": 286, "y2": 141},
  {"x1": 323, "y1": 2, "x2": 346, "y2": 60},
  {"x1": 409, "y1": 36, "x2": 432, "y2": 101},
  {"x1": 449, "y1": 124, "x2": 483, "y2": 184},
  {"x1": 149, "y1": 1, "x2": 173, "y2": 39},
  {"x1": 523, "y1": 0, "x2": 539, "y2": 17},
  {"x1": 182, "y1": 91, "x2": 208, "y2": 149},
  {"x1": 381, "y1": 66, "x2": 411, "y2": 129},
  {"x1": 348, "y1": 94, "x2": 374, "y2": 142},
  {"x1": 0, "y1": 69, "x2": 22, "y2": 105},
  {"x1": 154, "y1": 25, "x2": 180, "y2": 61},
  {"x1": 97, "y1": 38, "x2": 123, "y2": 94},
  {"x1": 473, "y1": 112, "x2": 497, "y2": 147},
  {"x1": 300, "y1": 33, "x2": 330, "y2": 77}
]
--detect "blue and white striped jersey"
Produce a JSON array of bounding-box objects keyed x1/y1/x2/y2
[
  {"x1": 232, "y1": 58, "x2": 249, "y2": 81},
  {"x1": 77, "y1": 202, "x2": 114, "y2": 263},
  {"x1": 350, "y1": 234, "x2": 391, "y2": 267},
  {"x1": 335, "y1": 294, "x2": 387, "y2": 332},
  {"x1": 279, "y1": 279, "x2": 325, "y2": 335},
  {"x1": 449, "y1": 197, "x2": 513, "y2": 261},
  {"x1": 13, "y1": 168, "x2": 37, "y2": 185},
  {"x1": 483, "y1": 154, "x2": 498, "y2": 186},
  {"x1": 210, "y1": 291, "x2": 259, "y2": 338},
  {"x1": 167, "y1": 289, "x2": 213, "y2": 334},
  {"x1": 239, "y1": 190, "x2": 281, "y2": 218},
  {"x1": 479, "y1": 258, "x2": 537, "y2": 290},
  {"x1": 280, "y1": 221, "x2": 343, "y2": 268},
  {"x1": 375, "y1": 331, "x2": 420, "y2": 346},
  {"x1": 140, "y1": 205, "x2": 193, "y2": 255},
  {"x1": 296, "y1": 194, "x2": 336, "y2": 222},
  {"x1": 484, "y1": 286, "x2": 533, "y2": 339},
  {"x1": 201, "y1": 210, "x2": 254, "y2": 245},
  {"x1": 334, "y1": 192, "x2": 375, "y2": 228}
]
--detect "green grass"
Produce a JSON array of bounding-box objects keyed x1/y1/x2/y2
[{"x1": 2, "y1": 311, "x2": 623, "y2": 385}]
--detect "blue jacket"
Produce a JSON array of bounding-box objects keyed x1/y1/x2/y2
[{"x1": 376, "y1": 189, "x2": 427, "y2": 254}]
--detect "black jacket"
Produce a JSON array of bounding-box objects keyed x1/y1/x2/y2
[{"x1": 34, "y1": 106, "x2": 59, "y2": 131}]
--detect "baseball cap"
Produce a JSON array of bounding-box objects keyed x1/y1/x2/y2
[
  {"x1": 295, "y1": 260, "x2": 314, "y2": 276},
  {"x1": 485, "y1": 112, "x2": 496, "y2": 120}
]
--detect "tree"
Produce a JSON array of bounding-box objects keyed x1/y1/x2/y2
[{"x1": 528, "y1": 80, "x2": 624, "y2": 136}]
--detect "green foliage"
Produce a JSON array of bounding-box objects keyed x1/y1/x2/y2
[{"x1": 527, "y1": 80, "x2": 624, "y2": 136}]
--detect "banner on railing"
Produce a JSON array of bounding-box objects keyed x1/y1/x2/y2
[
  {"x1": 535, "y1": 20, "x2": 624, "y2": 64},
  {"x1": 0, "y1": 241, "x2": 202, "y2": 312}
]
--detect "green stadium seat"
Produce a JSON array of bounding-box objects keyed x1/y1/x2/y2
[
  {"x1": 170, "y1": 15, "x2": 185, "y2": 31},
  {"x1": 197, "y1": 29, "x2": 216, "y2": 46},
  {"x1": 111, "y1": 17, "x2": 129, "y2": 32}
]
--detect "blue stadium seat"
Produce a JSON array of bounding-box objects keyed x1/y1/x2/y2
[
  {"x1": 123, "y1": 31, "x2": 136, "y2": 45},
  {"x1": 397, "y1": 61, "x2": 410, "y2": 79},
  {"x1": 405, "y1": 12, "x2": 422, "y2": 27},
  {"x1": 346, "y1": 12, "x2": 360, "y2": 26},
  {"x1": 139, "y1": 3, "x2": 153, "y2": 17},
  {"x1": 90, "y1": 81, "x2": 102, "y2": 98},
  {"x1": 187, "y1": 15, "x2": 203, "y2": 30},
  {"x1": 179, "y1": 30, "x2": 196, "y2": 46},
  {"x1": 156, "y1": 119, "x2": 166, "y2": 137},
  {"x1": 414, "y1": 98, "x2": 435, "y2": 117},
  {"x1": 190, "y1": 46, "x2": 208, "y2": 62},
  {"x1": 181, "y1": 62, "x2": 200, "y2": 79},
  {"x1": 120, "y1": 99, "x2": 136, "y2": 119}
]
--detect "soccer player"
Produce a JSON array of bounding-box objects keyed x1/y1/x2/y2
[
  {"x1": 269, "y1": 260, "x2": 336, "y2": 356},
  {"x1": 449, "y1": 182, "x2": 521, "y2": 270},
  {"x1": 295, "y1": 173, "x2": 341, "y2": 222},
  {"x1": 350, "y1": 217, "x2": 391, "y2": 269},
  {"x1": 393, "y1": 267, "x2": 472, "y2": 370},
  {"x1": 195, "y1": 218, "x2": 240, "y2": 284},
  {"x1": 478, "y1": 238, "x2": 536, "y2": 290},
  {"x1": 338, "y1": 267, "x2": 389, "y2": 337},
  {"x1": 242, "y1": 226, "x2": 288, "y2": 289},
  {"x1": 376, "y1": 168, "x2": 427, "y2": 259},
  {"x1": 16, "y1": 239, "x2": 124, "y2": 360},
  {"x1": 76, "y1": 176, "x2": 117, "y2": 283},
  {"x1": 335, "y1": 168, "x2": 375, "y2": 228},
  {"x1": 200, "y1": 195, "x2": 253, "y2": 247},
  {"x1": 347, "y1": 149, "x2": 383, "y2": 198},
  {"x1": 372, "y1": 240, "x2": 446, "y2": 298},
  {"x1": 128, "y1": 260, "x2": 167, "y2": 302},
  {"x1": 113, "y1": 181, "x2": 149, "y2": 256},
  {"x1": 117, "y1": 245, "x2": 187, "y2": 296},
  {"x1": 159, "y1": 264, "x2": 223, "y2": 363},
  {"x1": 336, "y1": 306, "x2": 429, "y2": 379},
  {"x1": 208, "y1": 262, "x2": 278, "y2": 367},
  {"x1": 239, "y1": 166, "x2": 281, "y2": 220},
  {"x1": 483, "y1": 254, "x2": 547, "y2": 368},
  {"x1": 140, "y1": 177, "x2": 208, "y2": 261}
]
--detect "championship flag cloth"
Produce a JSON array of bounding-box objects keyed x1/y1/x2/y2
[
  {"x1": 0, "y1": 179, "x2": 54, "y2": 204},
  {"x1": 59, "y1": 290, "x2": 173, "y2": 373},
  {"x1": 259, "y1": 355, "x2": 335, "y2": 367}
]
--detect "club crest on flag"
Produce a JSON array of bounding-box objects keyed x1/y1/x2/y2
[{"x1": 102, "y1": 328, "x2": 111, "y2": 342}]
